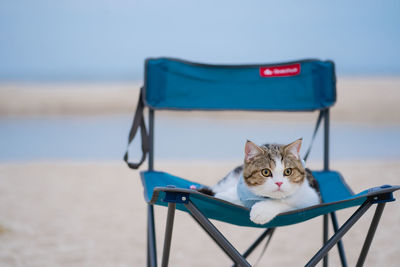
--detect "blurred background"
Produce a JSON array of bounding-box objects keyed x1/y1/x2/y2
[{"x1": 0, "y1": 1, "x2": 399, "y2": 266}]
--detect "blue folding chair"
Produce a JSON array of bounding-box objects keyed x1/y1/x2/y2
[{"x1": 124, "y1": 58, "x2": 399, "y2": 267}]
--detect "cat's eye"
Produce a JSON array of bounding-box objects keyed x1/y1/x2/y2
[
  {"x1": 284, "y1": 168, "x2": 292, "y2": 176},
  {"x1": 261, "y1": 169, "x2": 272, "y2": 177}
]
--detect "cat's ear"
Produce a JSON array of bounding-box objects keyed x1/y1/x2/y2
[
  {"x1": 284, "y1": 138, "x2": 302, "y2": 159},
  {"x1": 245, "y1": 140, "x2": 263, "y2": 162}
]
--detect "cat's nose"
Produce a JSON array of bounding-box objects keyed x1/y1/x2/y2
[{"x1": 275, "y1": 182, "x2": 283, "y2": 187}]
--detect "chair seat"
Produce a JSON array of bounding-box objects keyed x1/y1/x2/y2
[{"x1": 140, "y1": 170, "x2": 399, "y2": 228}]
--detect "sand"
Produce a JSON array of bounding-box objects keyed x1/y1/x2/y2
[
  {"x1": 0, "y1": 160, "x2": 399, "y2": 267},
  {"x1": 1, "y1": 77, "x2": 400, "y2": 125}
]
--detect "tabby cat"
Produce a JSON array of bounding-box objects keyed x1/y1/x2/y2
[{"x1": 200, "y1": 139, "x2": 321, "y2": 225}]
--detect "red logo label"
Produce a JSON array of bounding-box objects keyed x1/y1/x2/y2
[{"x1": 259, "y1": 63, "x2": 301, "y2": 77}]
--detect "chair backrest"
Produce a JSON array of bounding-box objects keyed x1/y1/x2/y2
[
  {"x1": 125, "y1": 57, "x2": 336, "y2": 170},
  {"x1": 143, "y1": 58, "x2": 336, "y2": 111}
]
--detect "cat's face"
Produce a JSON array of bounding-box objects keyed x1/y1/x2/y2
[{"x1": 243, "y1": 139, "x2": 305, "y2": 199}]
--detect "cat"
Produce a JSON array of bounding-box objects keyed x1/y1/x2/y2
[{"x1": 199, "y1": 139, "x2": 321, "y2": 225}]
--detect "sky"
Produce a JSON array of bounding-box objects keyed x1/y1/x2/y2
[{"x1": 1, "y1": 0, "x2": 400, "y2": 81}]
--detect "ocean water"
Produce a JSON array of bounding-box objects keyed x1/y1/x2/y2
[{"x1": 1, "y1": 115, "x2": 399, "y2": 162}]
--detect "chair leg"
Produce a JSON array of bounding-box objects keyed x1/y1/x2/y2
[
  {"x1": 147, "y1": 213, "x2": 150, "y2": 267},
  {"x1": 147, "y1": 243, "x2": 150, "y2": 267},
  {"x1": 306, "y1": 200, "x2": 373, "y2": 267},
  {"x1": 161, "y1": 203, "x2": 176, "y2": 267},
  {"x1": 232, "y1": 228, "x2": 275, "y2": 267},
  {"x1": 331, "y1": 212, "x2": 348, "y2": 267},
  {"x1": 147, "y1": 204, "x2": 158, "y2": 267},
  {"x1": 323, "y1": 214, "x2": 329, "y2": 267},
  {"x1": 242, "y1": 228, "x2": 275, "y2": 259},
  {"x1": 185, "y1": 200, "x2": 251, "y2": 267},
  {"x1": 356, "y1": 203, "x2": 386, "y2": 267}
]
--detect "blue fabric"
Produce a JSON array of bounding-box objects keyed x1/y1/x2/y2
[
  {"x1": 140, "y1": 170, "x2": 376, "y2": 228},
  {"x1": 312, "y1": 171, "x2": 353, "y2": 202},
  {"x1": 144, "y1": 58, "x2": 336, "y2": 111},
  {"x1": 237, "y1": 175, "x2": 268, "y2": 208}
]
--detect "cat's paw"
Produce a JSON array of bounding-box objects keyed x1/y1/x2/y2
[{"x1": 249, "y1": 201, "x2": 279, "y2": 225}]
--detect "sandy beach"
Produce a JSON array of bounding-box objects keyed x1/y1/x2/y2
[
  {"x1": 1, "y1": 77, "x2": 400, "y2": 125},
  {"x1": 0, "y1": 160, "x2": 399, "y2": 266},
  {"x1": 0, "y1": 77, "x2": 400, "y2": 266}
]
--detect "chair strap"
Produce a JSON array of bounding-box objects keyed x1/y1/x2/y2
[
  {"x1": 303, "y1": 110, "x2": 324, "y2": 162},
  {"x1": 124, "y1": 88, "x2": 150, "y2": 169}
]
